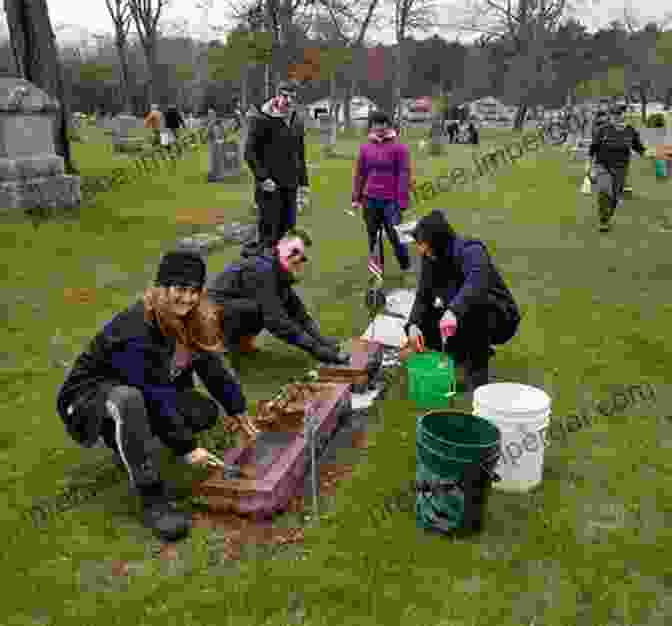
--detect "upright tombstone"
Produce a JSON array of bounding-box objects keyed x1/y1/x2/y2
[
  {"x1": 112, "y1": 113, "x2": 143, "y2": 153},
  {"x1": 0, "y1": 78, "x2": 80, "y2": 212},
  {"x1": 429, "y1": 117, "x2": 443, "y2": 155},
  {"x1": 319, "y1": 113, "x2": 337, "y2": 156},
  {"x1": 207, "y1": 117, "x2": 241, "y2": 181}
]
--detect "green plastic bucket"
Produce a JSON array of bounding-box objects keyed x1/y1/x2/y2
[
  {"x1": 406, "y1": 351, "x2": 457, "y2": 409},
  {"x1": 416, "y1": 411, "x2": 501, "y2": 535},
  {"x1": 655, "y1": 159, "x2": 668, "y2": 178}
]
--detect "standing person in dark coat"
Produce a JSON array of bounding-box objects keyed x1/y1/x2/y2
[
  {"x1": 56, "y1": 251, "x2": 256, "y2": 543},
  {"x1": 401, "y1": 210, "x2": 521, "y2": 391},
  {"x1": 588, "y1": 103, "x2": 646, "y2": 232},
  {"x1": 164, "y1": 105, "x2": 185, "y2": 143},
  {"x1": 243, "y1": 80, "x2": 310, "y2": 256},
  {"x1": 206, "y1": 232, "x2": 349, "y2": 365}
]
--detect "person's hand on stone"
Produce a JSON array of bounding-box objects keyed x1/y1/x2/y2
[
  {"x1": 313, "y1": 344, "x2": 349, "y2": 365},
  {"x1": 261, "y1": 178, "x2": 277, "y2": 192}
]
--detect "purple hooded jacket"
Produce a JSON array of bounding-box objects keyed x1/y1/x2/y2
[{"x1": 352, "y1": 130, "x2": 411, "y2": 209}]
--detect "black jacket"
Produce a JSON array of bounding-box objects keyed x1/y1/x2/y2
[
  {"x1": 590, "y1": 124, "x2": 645, "y2": 169},
  {"x1": 206, "y1": 254, "x2": 317, "y2": 351},
  {"x1": 406, "y1": 210, "x2": 520, "y2": 344},
  {"x1": 56, "y1": 300, "x2": 246, "y2": 449},
  {"x1": 164, "y1": 109, "x2": 185, "y2": 130},
  {"x1": 244, "y1": 102, "x2": 309, "y2": 190}
]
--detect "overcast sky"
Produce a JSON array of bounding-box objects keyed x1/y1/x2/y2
[{"x1": 1, "y1": 0, "x2": 670, "y2": 47}]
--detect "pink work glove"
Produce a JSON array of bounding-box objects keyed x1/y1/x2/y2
[{"x1": 439, "y1": 310, "x2": 458, "y2": 339}]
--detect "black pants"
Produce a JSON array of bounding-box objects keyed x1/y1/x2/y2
[
  {"x1": 255, "y1": 187, "x2": 298, "y2": 249},
  {"x1": 363, "y1": 198, "x2": 410, "y2": 270},
  {"x1": 98, "y1": 385, "x2": 218, "y2": 494},
  {"x1": 218, "y1": 300, "x2": 265, "y2": 346},
  {"x1": 418, "y1": 306, "x2": 498, "y2": 372}
]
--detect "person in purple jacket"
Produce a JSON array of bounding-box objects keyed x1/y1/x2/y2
[
  {"x1": 401, "y1": 210, "x2": 521, "y2": 391},
  {"x1": 352, "y1": 111, "x2": 412, "y2": 271},
  {"x1": 56, "y1": 251, "x2": 257, "y2": 543}
]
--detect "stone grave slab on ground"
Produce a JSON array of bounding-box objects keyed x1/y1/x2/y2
[
  {"x1": 193, "y1": 340, "x2": 385, "y2": 519},
  {"x1": 0, "y1": 77, "x2": 80, "y2": 212}
]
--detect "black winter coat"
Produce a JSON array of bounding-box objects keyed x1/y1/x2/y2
[
  {"x1": 56, "y1": 301, "x2": 246, "y2": 448},
  {"x1": 244, "y1": 104, "x2": 309, "y2": 190},
  {"x1": 206, "y1": 254, "x2": 316, "y2": 350}
]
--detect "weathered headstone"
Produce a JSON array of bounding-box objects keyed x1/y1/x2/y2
[
  {"x1": 319, "y1": 113, "x2": 337, "y2": 156},
  {"x1": 112, "y1": 114, "x2": 144, "y2": 153},
  {"x1": 429, "y1": 118, "x2": 443, "y2": 155},
  {"x1": 207, "y1": 119, "x2": 241, "y2": 181},
  {"x1": 0, "y1": 78, "x2": 80, "y2": 212}
]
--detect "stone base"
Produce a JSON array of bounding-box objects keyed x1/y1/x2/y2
[{"x1": 0, "y1": 175, "x2": 81, "y2": 212}]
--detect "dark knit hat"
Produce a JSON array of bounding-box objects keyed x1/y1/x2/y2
[
  {"x1": 411, "y1": 210, "x2": 457, "y2": 258},
  {"x1": 156, "y1": 251, "x2": 206, "y2": 288}
]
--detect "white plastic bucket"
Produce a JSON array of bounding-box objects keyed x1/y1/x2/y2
[{"x1": 473, "y1": 383, "x2": 552, "y2": 493}]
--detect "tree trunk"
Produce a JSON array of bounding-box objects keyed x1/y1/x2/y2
[
  {"x1": 238, "y1": 63, "x2": 249, "y2": 168},
  {"x1": 392, "y1": 42, "x2": 402, "y2": 122},
  {"x1": 5, "y1": 0, "x2": 77, "y2": 173},
  {"x1": 142, "y1": 41, "x2": 157, "y2": 109},
  {"x1": 639, "y1": 84, "x2": 648, "y2": 124},
  {"x1": 115, "y1": 39, "x2": 132, "y2": 112}
]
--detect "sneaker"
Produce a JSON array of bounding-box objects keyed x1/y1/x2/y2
[{"x1": 141, "y1": 493, "x2": 191, "y2": 542}]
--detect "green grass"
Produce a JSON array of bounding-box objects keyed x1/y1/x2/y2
[{"x1": 1, "y1": 124, "x2": 671, "y2": 625}]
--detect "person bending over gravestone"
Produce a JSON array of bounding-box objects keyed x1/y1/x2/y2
[
  {"x1": 243, "y1": 80, "x2": 310, "y2": 256},
  {"x1": 588, "y1": 103, "x2": 645, "y2": 232},
  {"x1": 56, "y1": 251, "x2": 258, "y2": 543},
  {"x1": 400, "y1": 210, "x2": 521, "y2": 392},
  {"x1": 206, "y1": 232, "x2": 350, "y2": 365}
]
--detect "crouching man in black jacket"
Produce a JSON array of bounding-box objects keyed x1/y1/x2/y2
[
  {"x1": 56, "y1": 251, "x2": 256, "y2": 543},
  {"x1": 402, "y1": 210, "x2": 521, "y2": 391},
  {"x1": 206, "y1": 232, "x2": 349, "y2": 365}
]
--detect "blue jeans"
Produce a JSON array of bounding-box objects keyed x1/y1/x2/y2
[{"x1": 363, "y1": 198, "x2": 410, "y2": 270}]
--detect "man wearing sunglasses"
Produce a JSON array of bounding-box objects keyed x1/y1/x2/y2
[
  {"x1": 244, "y1": 80, "x2": 310, "y2": 255},
  {"x1": 206, "y1": 232, "x2": 350, "y2": 365}
]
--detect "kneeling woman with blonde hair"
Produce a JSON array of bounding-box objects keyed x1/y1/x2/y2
[{"x1": 56, "y1": 250, "x2": 258, "y2": 543}]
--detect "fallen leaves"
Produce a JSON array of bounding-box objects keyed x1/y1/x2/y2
[
  {"x1": 175, "y1": 208, "x2": 228, "y2": 225},
  {"x1": 63, "y1": 287, "x2": 97, "y2": 305}
]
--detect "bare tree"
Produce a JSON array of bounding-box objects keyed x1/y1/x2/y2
[
  {"x1": 388, "y1": 0, "x2": 438, "y2": 120},
  {"x1": 128, "y1": 0, "x2": 168, "y2": 109},
  {"x1": 317, "y1": 0, "x2": 384, "y2": 127},
  {"x1": 4, "y1": 0, "x2": 77, "y2": 173},
  {"x1": 105, "y1": 0, "x2": 133, "y2": 112},
  {"x1": 451, "y1": 0, "x2": 570, "y2": 129}
]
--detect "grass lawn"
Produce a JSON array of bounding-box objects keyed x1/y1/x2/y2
[{"x1": 1, "y1": 123, "x2": 671, "y2": 625}]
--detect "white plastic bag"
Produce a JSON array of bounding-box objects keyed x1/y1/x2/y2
[{"x1": 581, "y1": 175, "x2": 592, "y2": 195}]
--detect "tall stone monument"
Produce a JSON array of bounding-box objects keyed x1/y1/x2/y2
[
  {"x1": 207, "y1": 116, "x2": 241, "y2": 182},
  {"x1": 0, "y1": 78, "x2": 80, "y2": 212}
]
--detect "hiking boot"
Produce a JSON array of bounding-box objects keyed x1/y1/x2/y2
[{"x1": 141, "y1": 489, "x2": 191, "y2": 542}]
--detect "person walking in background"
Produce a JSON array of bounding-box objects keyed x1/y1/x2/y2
[
  {"x1": 56, "y1": 251, "x2": 256, "y2": 543},
  {"x1": 244, "y1": 80, "x2": 310, "y2": 256},
  {"x1": 144, "y1": 104, "x2": 163, "y2": 146},
  {"x1": 588, "y1": 103, "x2": 646, "y2": 232},
  {"x1": 164, "y1": 105, "x2": 185, "y2": 144},
  {"x1": 352, "y1": 111, "x2": 412, "y2": 272}
]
